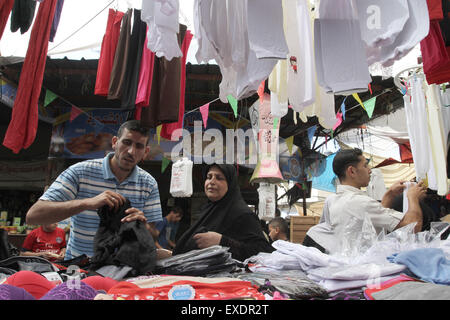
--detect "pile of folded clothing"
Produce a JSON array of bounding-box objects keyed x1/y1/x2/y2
[{"x1": 155, "y1": 245, "x2": 238, "y2": 276}]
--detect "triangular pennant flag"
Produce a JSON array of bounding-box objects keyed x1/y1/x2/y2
[
  {"x1": 364, "y1": 96, "x2": 377, "y2": 118},
  {"x1": 340, "y1": 97, "x2": 347, "y2": 120},
  {"x1": 273, "y1": 117, "x2": 279, "y2": 129},
  {"x1": 307, "y1": 125, "x2": 316, "y2": 144},
  {"x1": 286, "y1": 136, "x2": 294, "y2": 155},
  {"x1": 368, "y1": 83, "x2": 373, "y2": 95},
  {"x1": 70, "y1": 106, "x2": 83, "y2": 122},
  {"x1": 352, "y1": 93, "x2": 366, "y2": 110},
  {"x1": 332, "y1": 112, "x2": 343, "y2": 131},
  {"x1": 257, "y1": 80, "x2": 265, "y2": 103},
  {"x1": 156, "y1": 124, "x2": 162, "y2": 145},
  {"x1": 227, "y1": 94, "x2": 238, "y2": 117},
  {"x1": 199, "y1": 103, "x2": 210, "y2": 129},
  {"x1": 44, "y1": 90, "x2": 58, "y2": 106},
  {"x1": 161, "y1": 157, "x2": 170, "y2": 173}
]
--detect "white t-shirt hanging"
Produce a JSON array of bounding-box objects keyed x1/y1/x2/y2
[
  {"x1": 315, "y1": 0, "x2": 371, "y2": 95},
  {"x1": 356, "y1": 0, "x2": 410, "y2": 65},
  {"x1": 142, "y1": 0, "x2": 182, "y2": 61},
  {"x1": 247, "y1": 0, "x2": 289, "y2": 59},
  {"x1": 377, "y1": 0, "x2": 430, "y2": 67},
  {"x1": 283, "y1": 0, "x2": 316, "y2": 112}
]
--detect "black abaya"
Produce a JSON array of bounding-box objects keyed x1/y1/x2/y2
[{"x1": 173, "y1": 164, "x2": 273, "y2": 261}]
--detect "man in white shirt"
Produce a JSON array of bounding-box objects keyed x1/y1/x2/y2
[{"x1": 304, "y1": 148, "x2": 427, "y2": 254}]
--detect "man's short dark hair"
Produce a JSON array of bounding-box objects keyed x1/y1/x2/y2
[
  {"x1": 117, "y1": 120, "x2": 150, "y2": 141},
  {"x1": 170, "y1": 206, "x2": 183, "y2": 216},
  {"x1": 332, "y1": 148, "x2": 363, "y2": 180},
  {"x1": 268, "y1": 217, "x2": 289, "y2": 235}
]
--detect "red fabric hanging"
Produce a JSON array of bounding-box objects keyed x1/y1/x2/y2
[
  {"x1": 134, "y1": 27, "x2": 156, "y2": 120},
  {"x1": 94, "y1": 9, "x2": 124, "y2": 96},
  {"x1": 426, "y1": 0, "x2": 444, "y2": 20},
  {"x1": 0, "y1": 0, "x2": 14, "y2": 41},
  {"x1": 2, "y1": 0, "x2": 58, "y2": 154},
  {"x1": 160, "y1": 29, "x2": 193, "y2": 140}
]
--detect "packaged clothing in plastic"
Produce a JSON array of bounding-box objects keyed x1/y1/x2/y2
[
  {"x1": 234, "y1": 270, "x2": 329, "y2": 299},
  {"x1": 258, "y1": 183, "x2": 276, "y2": 221},
  {"x1": 170, "y1": 157, "x2": 193, "y2": 197},
  {"x1": 156, "y1": 245, "x2": 236, "y2": 276}
]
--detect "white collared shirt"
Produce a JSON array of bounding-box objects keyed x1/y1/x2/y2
[{"x1": 307, "y1": 184, "x2": 405, "y2": 254}]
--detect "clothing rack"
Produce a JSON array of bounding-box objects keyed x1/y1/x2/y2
[{"x1": 393, "y1": 65, "x2": 423, "y2": 94}]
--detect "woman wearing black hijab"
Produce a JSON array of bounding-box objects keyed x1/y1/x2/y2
[{"x1": 173, "y1": 164, "x2": 273, "y2": 261}]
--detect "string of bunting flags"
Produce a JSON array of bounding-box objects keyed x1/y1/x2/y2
[{"x1": 41, "y1": 82, "x2": 390, "y2": 174}]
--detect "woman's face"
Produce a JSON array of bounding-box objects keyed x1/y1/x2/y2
[{"x1": 204, "y1": 166, "x2": 228, "y2": 202}]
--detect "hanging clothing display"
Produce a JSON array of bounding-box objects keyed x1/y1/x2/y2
[
  {"x1": 49, "y1": 0, "x2": 64, "y2": 42},
  {"x1": 194, "y1": 0, "x2": 280, "y2": 102},
  {"x1": 356, "y1": 0, "x2": 410, "y2": 66},
  {"x1": 107, "y1": 9, "x2": 132, "y2": 101},
  {"x1": 141, "y1": 0, "x2": 182, "y2": 61},
  {"x1": 140, "y1": 24, "x2": 186, "y2": 128},
  {"x1": 2, "y1": 0, "x2": 58, "y2": 154},
  {"x1": 120, "y1": 9, "x2": 147, "y2": 108},
  {"x1": 404, "y1": 76, "x2": 432, "y2": 182},
  {"x1": 0, "y1": 0, "x2": 14, "y2": 41},
  {"x1": 134, "y1": 27, "x2": 155, "y2": 120},
  {"x1": 314, "y1": 0, "x2": 371, "y2": 95},
  {"x1": 10, "y1": 0, "x2": 37, "y2": 34},
  {"x1": 160, "y1": 29, "x2": 193, "y2": 140},
  {"x1": 376, "y1": 0, "x2": 430, "y2": 67},
  {"x1": 283, "y1": 0, "x2": 316, "y2": 112},
  {"x1": 94, "y1": 8, "x2": 124, "y2": 96}
]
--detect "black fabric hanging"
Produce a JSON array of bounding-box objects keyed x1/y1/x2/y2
[
  {"x1": 10, "y1": 0, "x2": 36, "y2": 34},
  {"x1": 121, "y1": 8, "x2": 147, "y2": 108}
]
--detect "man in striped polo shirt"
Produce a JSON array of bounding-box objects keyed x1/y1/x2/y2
[{"x1": 26, "y1": 120, "x2": 163, "y2": 260}]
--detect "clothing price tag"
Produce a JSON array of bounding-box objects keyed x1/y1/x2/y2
[
  {"x1": 168, "y1": 285, "x2": 195, "y2": 300},
  {"x1": 41, "y1": 271, "x2": 63, "y2": 286}
]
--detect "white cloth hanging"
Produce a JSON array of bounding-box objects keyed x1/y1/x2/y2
[
  {"x1": 376, "y1": 0, "x2": 430, "y2": 67},
  {"x1": 283, "y1": 0, "x2": 316, "y2": 112},
  {"x1": 355, "y1": 0, "x2": 410, "y2": 65},
  {"x1": 194, "y1": 0, "x2": 280, "y2": 102},
  {"x1": 141, "y1": 0, "x2": 182, "y2": 61},
  {"x1": 314, "y1": 0, "x2": 371, "y2": 95}
]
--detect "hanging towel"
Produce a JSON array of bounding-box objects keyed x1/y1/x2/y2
[{"x1": 2, "y1": 0, "x2": 58, "y2": 154}]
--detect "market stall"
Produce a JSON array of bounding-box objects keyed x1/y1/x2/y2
[{"x1": 0, "y1": 0, "x2": 449, "y2": 304}]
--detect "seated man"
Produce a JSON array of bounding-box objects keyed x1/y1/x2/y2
[
  {"x1": 304, "y1": 148, "x2": 427, "y2": 254},
  {"x1": 21, "y1": 223, "x2": 66, "y2": 261},
  {"x1": 155, "y1": 206, "x2": 183, "y2": 250},
  {"x1": 268, "y1": 217, "x2": 289, "y2": 242}
]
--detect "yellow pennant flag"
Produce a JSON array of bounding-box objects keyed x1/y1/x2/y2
[
  {"x1": 285, "y1": 136, "x2": 294, "y2": 155},
  {"x1": 352, "y1": 93, "x2": 366, "y2": 110},
  {"x1": 156, "y1": 124, "x2": 162, "y2": 145}
]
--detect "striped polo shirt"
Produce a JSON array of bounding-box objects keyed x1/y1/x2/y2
[{"x1": 40, "y1": 153, "x2": 162, "y2": 259}]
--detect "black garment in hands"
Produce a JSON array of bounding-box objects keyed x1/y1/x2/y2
[
  {"x1": 173, "y1": 164, "x2": 274, "y2": 261},
  {"x1": 90, "y1": 199, "x2": 157, "y2": 275}
]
